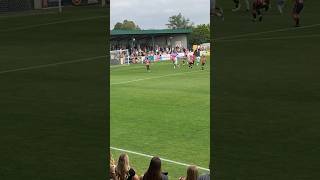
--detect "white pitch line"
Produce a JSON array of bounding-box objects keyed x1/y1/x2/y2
[
  {"x1": 0, "y1": 11, "x2": 56, "y2": 18},
  {"x1": 0, "y1": 55, "x2": 105, "y2": 74},
  {"x1": 111, "y1": 70, "x2": 208, "y2": 85},
  {"x1": 1, "y1": 15, "x2": 106, "y2": 32},
  {"x1": 110, "y1": 147, "x2": 210, "y2": 172},
  {"x1": 110, "y1": 64, "x2": 131, "y2": 68},
  {"x1": 110, "y1": 63, "x2": 164, "y2": 71},
  {"x1": 110, "y1": 65, "x2": 144, "y2": 72},
  {"x1": 110, "y1": 62, "x2": 171, "y2": 70},
  {"x1": 215, "y1": 23, "x2": 320, "y2": 40},
  {"x1": 216, "y1": 34, "x2": 320, "y2": 43}
]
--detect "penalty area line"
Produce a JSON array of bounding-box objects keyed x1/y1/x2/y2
[
  {"x1": 215, "y1": 23, "x2": 320, "y2": 40},
  {"x1": 110, "y1": 70, "x2": 209, "y2": 85},
  {"x1": 215, "y1": 34, "x2": 320, "y2": 43},
  {"x1": 0, "y1": 11, "x2": 56, "y2": 18},
  {"x1": 1, "y1": 15, "x2": 106, "y2": 32},
  {"x1": 0, "y1": 55, "x2": 105, "y2": 75},
  {"x1": 110, "y1": 147, "x2": 210, "y2": 172}
]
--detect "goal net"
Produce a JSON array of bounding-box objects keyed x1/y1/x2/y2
[
  {"x1": 110, "y1": 49, "x2": 130, "y2": 66},
  {"x1": 40, "y1": 0, "x2": 103, "y2": 10},
  {"x1": 0, "y1": 0, "x2": 33, "y2": 12},
  {"x1": 0, "y1": 0, "x2": 106, "y2": 12}
]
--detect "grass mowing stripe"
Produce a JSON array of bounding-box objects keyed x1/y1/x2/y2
[
  {"x1": 216, "y1": 34, "x2": 320, "y2": 43},
  {"x1": 0, "y1": 15, "x2": 106, "y2": 32},
  {"x1": 110, "y1": 147, "x2": 210, "y2": 172},
  {"x1": 0, "y1": 56, "x2": 105, "y2": 74},
  {"x1": 215, "y1": 23, "x2": 320, "y2": 40},
  {"x1": 111, "y1": 70, "x2": 209, "y2": 85}
]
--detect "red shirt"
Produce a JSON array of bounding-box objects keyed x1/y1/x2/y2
[{"x1": 295, "y1": 0, "x2": 303, "y2": 4}]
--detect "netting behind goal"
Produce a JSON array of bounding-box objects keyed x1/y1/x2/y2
[
  {"x1": 0, "y1": 0, "x2": 33, "y2": 12},
  {"x1": 0, "y1": 0, "x2": 107, "y2": 12},
  {"x1": 110, "y1": 49, "x2": 130, "y2": 66}
]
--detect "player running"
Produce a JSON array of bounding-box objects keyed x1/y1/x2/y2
[
  {"x1": 182, "y1": 48, "x2": 187, "y2": 66},
  {"x1": 211, "y1": 0, "x2": 224, "y2": 21},
  {"x1": 292, "y1": 0, "x2": 304, "y2": 27},
  {"x1": 194, "y1": 48, "x2": 201, "y2": 66},
  {"x1": 171, "y1": 51, "x2": 179, "y2": 69},
  {"x1": 174, "y1": 55, "x2": 179, "y2": 69},
  {"x1": 252, "y1": 0, "x2": 270, "y2": 22},
  {"x1": 145, "y1": 57, "x2": 151, "y2": 72},
  {"x1": 213, "y1": 6, "x2": 225, "y2": 21},
  {"x1": 276, "y1": 0, "x2": 285, "y2": 14},
  {"x1": 232, "y1": 0, "x2": 250, "y2": 12},
  {"x1": 200, "y1": 54, "x2": 206, "y2": 70},
  {"x1": 187, "y1": 50, "x2": 194, "y2": 69}
]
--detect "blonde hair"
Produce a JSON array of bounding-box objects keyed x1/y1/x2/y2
[
  {"x1": 110, "y1": 152, "x2": 115, "y2": 166},
  {"x1": 116, "y1": 153, "x2": 130, "y2": 180},
  {"x1": 186, "y1": 166, "x2": 198, "y2": 180}
]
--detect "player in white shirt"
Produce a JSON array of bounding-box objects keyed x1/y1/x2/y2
[{"x1": 276, "y1": 0, "x2": 285, "y2": 14}]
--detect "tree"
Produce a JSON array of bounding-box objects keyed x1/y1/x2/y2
[
  {"x1": 113, "y1": 20, "x2": 141, "y2": 30},
  {"x1": 166, "y1": 13, "x2": 194, "y2": 29},
  {"x1": 188, "y1": 24, "x2": 210, "y2": 45}
]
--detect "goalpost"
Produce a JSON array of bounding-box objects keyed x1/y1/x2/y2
[
  {"x1": 110, "y1": 49, "x2": 130, "y2": 66},
  {"x1": 58, "y1": 0, "x2": 62, "y2": 13},
  {"x1": 35, "y1": 0, "x2": 63, "y2": 12},
  {"x1": 36, "y1": 0, "x2": 106, "y2": 13}
]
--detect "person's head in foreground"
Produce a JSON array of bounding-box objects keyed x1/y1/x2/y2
[
  {"x1": 143, "y1": 157, "x2": 168, "y2": 180},
  {"x1": 186, "y1": 166, "x2": 198, "y2": 180},
  {"x1": 116, "y1": 153, "x2": 130, "y2": 180},
  {"x1": 179, "y1": 166, "x2": 198, "y2": 180},
  {"x1": 115, "y1": 153, "x2": 139, "y2": 180}
]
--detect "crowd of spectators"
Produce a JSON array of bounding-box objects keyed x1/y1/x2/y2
[
  {"x1": 110, "y1": 153, "x2": 210, "y2": 180},
  {"x1": 114, "y1": 45, "x2": 208, "y2": 65},
  {"x1": 128, "y1": 46, "x2": 191, "y2": 64}
]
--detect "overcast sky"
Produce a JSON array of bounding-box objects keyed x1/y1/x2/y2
[{"x1": 110, "y1": 0, "x2": 210, "y2": 30}]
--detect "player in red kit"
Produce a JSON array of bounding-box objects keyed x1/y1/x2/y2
[
  {"x1": 252, "y1": 0, "x2": 269, "y2": 22},
  {"x1": 145, "y1": 57, "x2": 151, "y2": 72},
  {"x1": 292, "y1": 0, "x2": 304, "y2": 27}
]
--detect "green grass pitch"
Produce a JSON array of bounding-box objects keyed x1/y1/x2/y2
[
  {"x1": 111, "y1": 59, "x2": 210, "y2": 179},
  {"x1": 0, "y1": 6, "x2": 108, "y2": 180},
  {"x1": 213, "y1": 1, "x2": 320, "y2": 179}
]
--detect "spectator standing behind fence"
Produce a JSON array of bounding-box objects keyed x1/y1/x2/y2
[
  {"x1": 114, "y1": 153, "x2": 139, "y2": 180},
  {"x1": 142, "y1": 157, "x2": 168, "y2": 180}
]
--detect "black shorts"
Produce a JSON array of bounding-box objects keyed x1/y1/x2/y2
[{"x1": 293, "y1": 3, "x2": 303, "y2": 14}]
